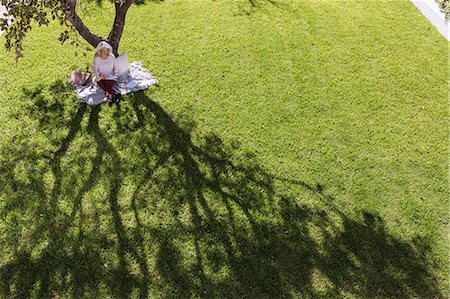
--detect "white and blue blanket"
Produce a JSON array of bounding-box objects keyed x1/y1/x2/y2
[{"x1": 74, "y1": 62, "x2": 158, "y2": 106}]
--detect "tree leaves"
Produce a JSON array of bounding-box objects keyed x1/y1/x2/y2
[
  {"x1": 1, "y1": 0, "x2": 67, "y2": 60},
  {"x1": 435, "y1": 0, "x2": 450, "y2": 20}
]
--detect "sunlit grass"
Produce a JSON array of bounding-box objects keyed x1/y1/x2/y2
[{"x1": 0, "y1": 0, "x2": 448, "y2": 297}]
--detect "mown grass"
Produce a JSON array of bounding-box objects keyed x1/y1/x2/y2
[{"x1": 0, "y1": 0, "x2": 448, "y2": 297}]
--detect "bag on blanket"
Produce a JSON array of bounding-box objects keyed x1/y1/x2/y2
[{"x1": 69, "y1": 71, "x2": 92, "y2": 86}]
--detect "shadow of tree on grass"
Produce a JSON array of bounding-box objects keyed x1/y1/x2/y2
[{"x1": 0, "y1": 81, "x2": 444, "y2": 298}]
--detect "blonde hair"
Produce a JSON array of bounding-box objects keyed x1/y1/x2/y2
[{"x1": 95, "y1": 41, "x2": 114, "y2": 57}]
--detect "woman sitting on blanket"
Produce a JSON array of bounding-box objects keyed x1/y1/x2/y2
[{"x1": 93, "y1": 41, "x2": 118, "y2": 102}]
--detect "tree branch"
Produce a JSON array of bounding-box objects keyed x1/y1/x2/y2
[
  {"x1": 107, "y1": 0, "x2": 134, "y2": 56},
  {"x1": 61, "y1": 0, "x2": 102, "y2": 48}
]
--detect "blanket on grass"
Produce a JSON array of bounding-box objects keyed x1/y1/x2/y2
[{"x1": 74, "y1": 62, "x2": 158, "y2": 106}]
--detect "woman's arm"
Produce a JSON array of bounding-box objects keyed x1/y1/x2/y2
[
  {"x1": 112, "y1": 57, "x2": 118, "y2": 77},
  {"x1": 93, "y1": 57, "x2": 107, "y2": 81}
]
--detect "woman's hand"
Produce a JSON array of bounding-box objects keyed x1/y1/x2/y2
[{"x1": 99, "y1": 73, "x2": 106, "y2": 80}]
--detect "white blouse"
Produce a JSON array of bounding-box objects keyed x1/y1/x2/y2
[{"x1": 93, "y1": 55, "x2": 118, "y2": 81}]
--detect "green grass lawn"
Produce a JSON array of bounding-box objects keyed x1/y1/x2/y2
[{"x1": 0, "y1": 0, "x2": 448, "y2": 297}]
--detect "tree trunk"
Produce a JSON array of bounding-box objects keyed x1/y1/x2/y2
[
  {"x1": 62, "y1": 0, "x2": 134, "y2": 55},
  {"x1": 107, "y1": 0, "x2": 134, "y2": 56}
]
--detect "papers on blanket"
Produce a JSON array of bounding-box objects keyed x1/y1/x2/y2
[
  {"x1": 105, "y1": 75, "x2": 118, "y2": 80},
  {"x1": 124, "y1": 80, "x2": 139, "y2": 89}
]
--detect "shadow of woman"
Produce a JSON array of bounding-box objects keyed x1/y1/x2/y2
[{"x1": 0, "y1": 83, "x2": 444, "y2": 298}]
